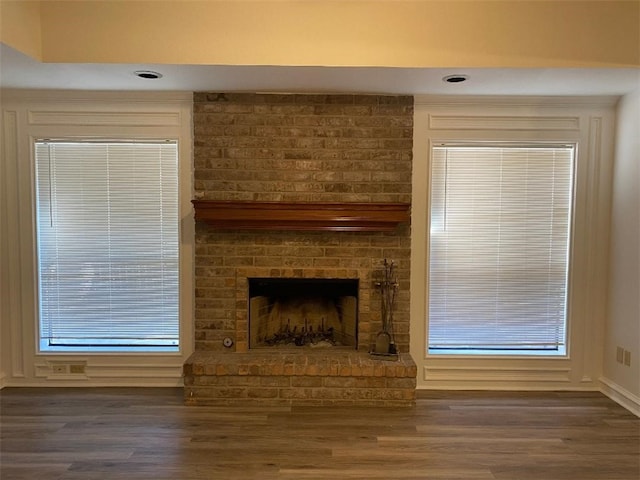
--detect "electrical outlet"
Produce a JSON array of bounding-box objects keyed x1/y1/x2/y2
[
  {"x1": 50, "y1": 363, "x2": 86, "y2": 375},
  {"x1": 51, "y1": 364, "x2": 68, "y2": 374},
  {"x1": 69, "y1": 364, "x2": 86, "y2": 374},
  {"x1": 616, "y1": 346, "x2": 624, "y2": 364},
  {"x1": 624, "y1": 350, "x2": 631, "y2": 367}
]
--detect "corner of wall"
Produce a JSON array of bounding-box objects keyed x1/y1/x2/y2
[
  {"x1": 603, "y1": 89, "x2": 640, "y2": 402},
  {"x1": 0, "y1": 0, "x2": 43, "y2": 60},
  {"x1": 600, "y1": 377, "x2": 640, "y2": 417}
]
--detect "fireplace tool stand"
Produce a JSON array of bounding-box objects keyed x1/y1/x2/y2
[{"x1": 371, "y1": 259, "x2": 399, "y2": 359}]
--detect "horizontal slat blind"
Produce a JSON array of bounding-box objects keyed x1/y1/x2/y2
[
  {"x1": 428, "y1": 145, "x2": 574, "y2": 352},
  {"x1": 35, "y1": 141, "x2": 179, "y2": 349}
]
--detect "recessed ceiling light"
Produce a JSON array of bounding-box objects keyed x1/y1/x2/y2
[
  {"x1": 443, "y1": 74, "x2": 468, "y2": 84},
  {"x1": 134, "y1": 70, "x2": 163, "y2": 80}
]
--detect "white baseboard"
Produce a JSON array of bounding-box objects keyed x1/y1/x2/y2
[{"x1": 600, "y1": 377, "x2": 640, "y2": 417}]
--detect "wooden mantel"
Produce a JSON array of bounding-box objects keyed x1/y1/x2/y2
[{"x1": 192, "y1": 200, "x2": 411, "y2": 232}]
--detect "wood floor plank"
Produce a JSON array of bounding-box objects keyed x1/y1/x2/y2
[{"x1": 1, "y1": 388, "x2": 638, "y2": 480}]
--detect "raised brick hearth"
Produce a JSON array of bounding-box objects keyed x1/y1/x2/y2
[
  {"x1": 185, "y1": 93, "x2": 415, "y2": 406},
  {"x1": 184, "y1": 351, "x2": 416, "y2": 406}
]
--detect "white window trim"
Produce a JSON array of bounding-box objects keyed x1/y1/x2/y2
[
  {"x1": 410, "y1": 95, "x2": 616, "y2": 391},
  {"x1": 1, "y1": 90, "x2": 194, "y2": 386}
]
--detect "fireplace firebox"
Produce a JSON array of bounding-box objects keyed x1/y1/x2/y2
[{"x1": 248, "y1": 278, "x2": 358, "y2": 349}]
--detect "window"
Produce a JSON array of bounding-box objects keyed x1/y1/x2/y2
[
  {"x1": 428, "y1": 144, "x2": 574, "y2": 355},
  {"x1": 35, "y1": 141, "x2": 179, "y2": 352}
]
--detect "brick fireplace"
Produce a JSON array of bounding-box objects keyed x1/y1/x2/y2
[{"x1": 183, "y1": 93, "x2": 416, "y2": 406}]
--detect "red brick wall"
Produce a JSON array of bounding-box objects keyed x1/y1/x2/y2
[{"x1": 193, "y1": 93, "x2": 413, "y2": 353}]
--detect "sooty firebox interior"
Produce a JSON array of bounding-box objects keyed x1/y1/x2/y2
[{"x1": 248, "y1": 278, "x2": 358, "y2": 349}]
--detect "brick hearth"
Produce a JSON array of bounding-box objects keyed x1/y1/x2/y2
[
  {"x1": 186, "y1": 93, "x2": 415, "y2": 406},
  {"x1": 184, "y1": 351, "x2": 416, "y2": 406}
]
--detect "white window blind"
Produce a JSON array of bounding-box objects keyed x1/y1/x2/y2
[
  {"x1": 428, "y1": 145, "x2": 574, "y2": 354},
  {"x1": 35, "y1": 141, "x2": 179, "y2": 351}
]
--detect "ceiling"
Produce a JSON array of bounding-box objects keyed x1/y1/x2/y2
[{"x1": 1, "y1": 43, "x2": 639, "y2": 96}]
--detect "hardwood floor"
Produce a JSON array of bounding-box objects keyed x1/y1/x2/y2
[{"x1": 1, "y1": 388, "x2": 638, "y2": 480}]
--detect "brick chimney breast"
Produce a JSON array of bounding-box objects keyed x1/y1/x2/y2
[{"x1": 188, "y1": 93, "x2": 415, "y2": 406}]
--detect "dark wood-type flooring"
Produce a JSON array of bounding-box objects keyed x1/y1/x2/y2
[{"x1": 1, "y1": 388, "x2": 638, "y2": 479}]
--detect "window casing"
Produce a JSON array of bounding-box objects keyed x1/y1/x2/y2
[
  {"x1": 34, "y1": 140, "x2": 180, "y2": 352},
  {"x1": 427, "y1": 144, "x2": 575, "y2": 356}
]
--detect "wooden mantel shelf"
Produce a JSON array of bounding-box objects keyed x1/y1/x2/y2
[{"x1": 192, "y1": 200, "x2": 411, "y2": 232}]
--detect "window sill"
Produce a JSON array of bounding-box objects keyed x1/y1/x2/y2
[
  {"x1": 39, "y1": 342, "x2": 180, "y2": 354},
  {"x1": 428, "y1": 347, "x2": 567, "y2": 358}
]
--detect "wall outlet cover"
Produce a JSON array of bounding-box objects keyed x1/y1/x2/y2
[
  {"x1": 623, "y1": 350, "x2": 631, "y2": 367},
  {"x1": 616, "y1": 346, "x2": 625, "y2": 364}
]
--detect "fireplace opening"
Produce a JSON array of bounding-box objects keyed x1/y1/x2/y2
[{"x1": 248, "y1": 278, "x2": 358, "y2": 349}]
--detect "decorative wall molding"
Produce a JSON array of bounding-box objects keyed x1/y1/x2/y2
[
  {"x1": 1, "y1": 90, "x2": 194, "y2": 387},
  {"x1": 423, "y1": 364, "x2": 573, "y2": 385},
  {"x1": 28, "y1": 110, "x2": 182, "y2": 127},
  {"x1": 415, "y1": 95, "x2": 620, "y2": 108},
  {"x1": 29, "y1": 359, "x2": 184, "y2": 386},
  {"x1": 1, "y1": 89, "x2": 192, "y2": 105},
  {"x1": 428, "y1": 114, "x2": 580, "y2": 131},
  {"x1": 580, "y1": 116, "x2": 608, "y2": 385},
  {"x1": 1, "y1": 110, "x2": 26, "y2": 379},
  {"x1": 410, "y1": 98, "x2": 616, "y2": 392}
]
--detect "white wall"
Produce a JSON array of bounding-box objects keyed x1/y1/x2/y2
[
  {"x1": 2, "y1": 89, "x2": 637, "y2": 417},
  {"x1": 411, "y1": 96, "x2": 616, "y2": 393},
  {"x1": 601, "y1": 91, "x2": 640, "y2": 415},
  {"x1": 0, "y1": 90, "x2": 194, "y2": 387}
]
